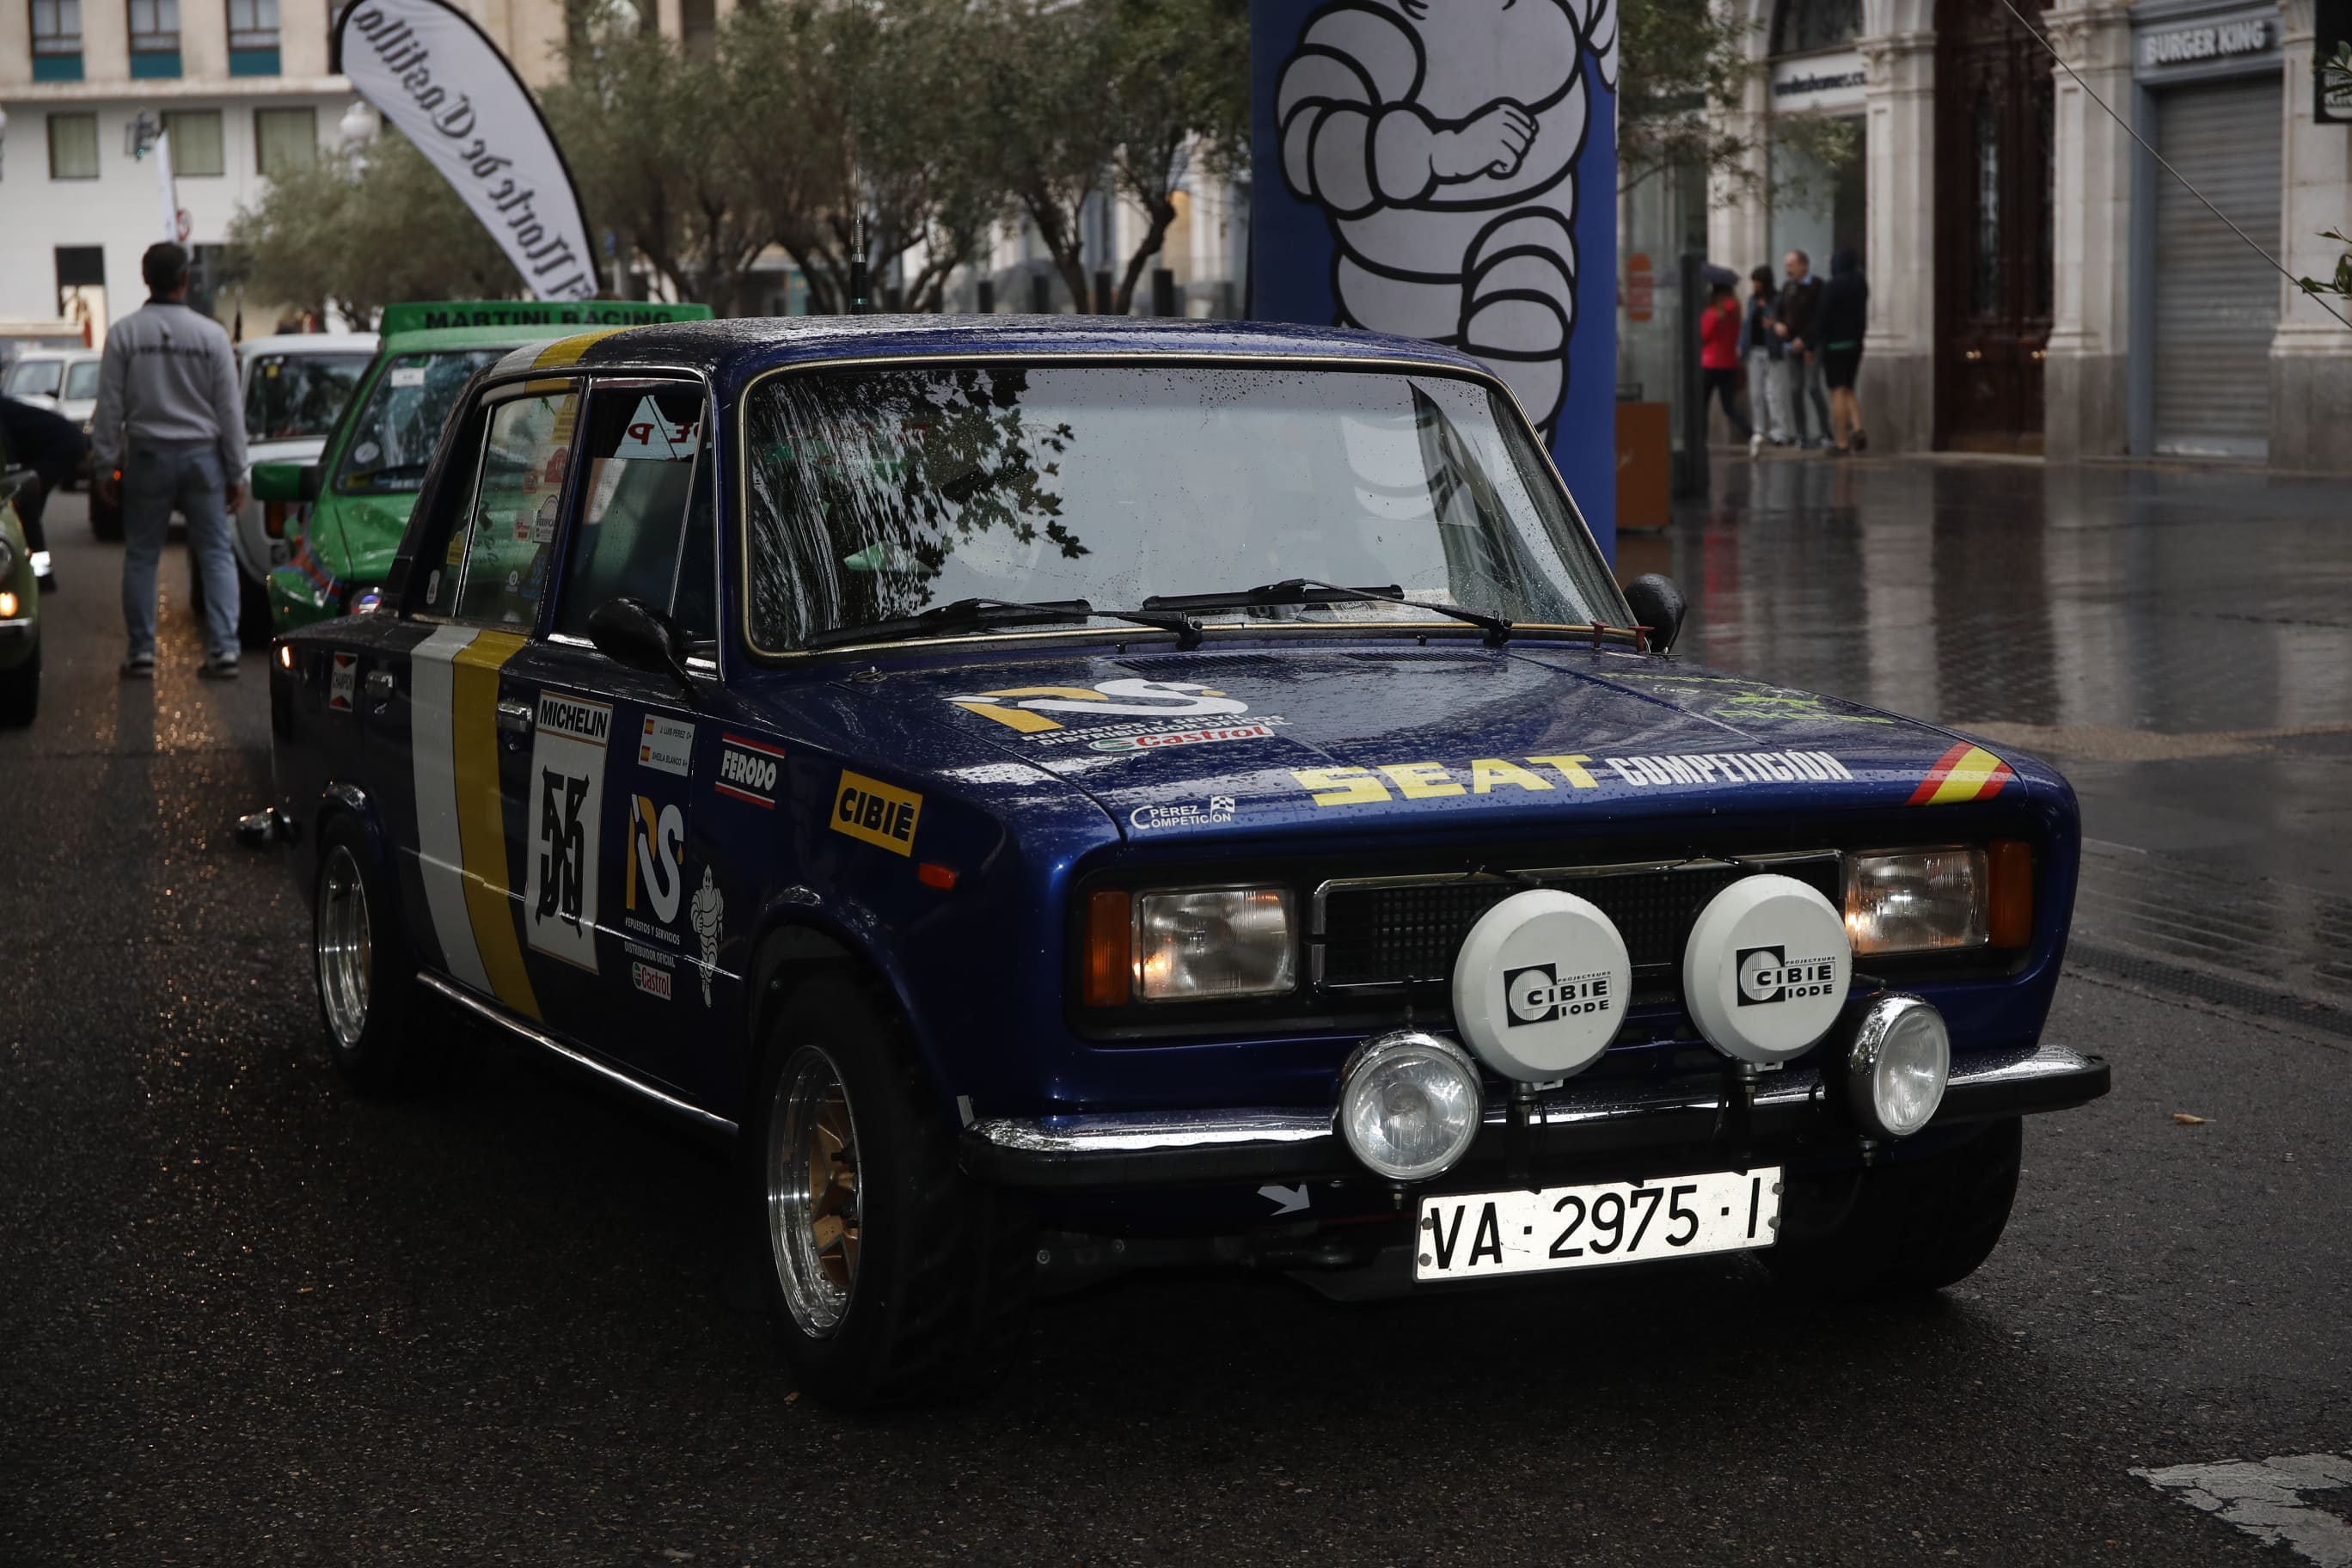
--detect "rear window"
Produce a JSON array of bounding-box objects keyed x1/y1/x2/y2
[
  {"x1": 245, "y1": 352, "x2": 371, "y2": 441},
  {"x1": 334, "y1": 349, "x2": 503, "y2": 495}
]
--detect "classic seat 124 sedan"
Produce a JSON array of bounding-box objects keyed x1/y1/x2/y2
[{"x1": 266, "y1": 315, "x2": 2109, "y2": 1405}]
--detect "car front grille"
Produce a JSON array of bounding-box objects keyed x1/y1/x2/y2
[{"x1": 1312, "y1": 852, "x2": 1843, "y2": 991}]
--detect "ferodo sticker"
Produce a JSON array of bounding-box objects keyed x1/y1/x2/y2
[
  {"x1": 524, "y1": 693, "x2": 612, "y2": 973},
  {"x1": 1910, "y1": 742, "x2": 2014, "y2": 805},
  {"x1": 833, "y1": 770, "x2": 922, "y2": 856},
  {"x1": 715, "y1": 733, "x2": 785, "y2": 808}
]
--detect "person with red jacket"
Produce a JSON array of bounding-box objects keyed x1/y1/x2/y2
[{"x1": 1699, "y1": 282, "x2": 1752, "y2": 444}]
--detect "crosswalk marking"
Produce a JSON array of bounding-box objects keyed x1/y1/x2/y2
[{"x1": 2135, "y1": 1454, "x2": 2352, "y2": 1566}]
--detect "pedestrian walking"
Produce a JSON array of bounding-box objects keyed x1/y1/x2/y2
[
  {"x1": 1700, "y1": 282, "x2": 1753, "y2": 445},
  {"x1": 0, "y1": 394, "x2": 88, "y2": 591},
  {"x1": 1740, "y1": 266, "x2": 1792, "y2": 456},
  {"x1": 92, "y1": 242, "x2": 247, "y2": 679},
  {"x1": 1773, "y1": 249, "x2": 1832, "y2": 448},
  {"x1": 1817, "y1": 247, "x2": 1871, "y2": 455}
]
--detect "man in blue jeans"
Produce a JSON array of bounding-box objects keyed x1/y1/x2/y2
[{"x1": 91, "y1": 242, "x2": 247, "y2": 678}]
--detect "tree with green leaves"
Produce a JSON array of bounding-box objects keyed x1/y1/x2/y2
[
  {"x1": 1614, "y1": 0, "x2": 1763, "y2": 196},
  {"x1": 2300, "y1": 42, "x2": 2352, "y2": 303},
  {"x1": 224, "y1": 133, "x2": 518, "y2": 328},
  {"x1": 976, "y1": 0, "x2": 1249, "y2": 315}
]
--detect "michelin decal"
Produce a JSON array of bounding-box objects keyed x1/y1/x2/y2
[{"x1": 524, "y1": 692, "x2": 611, "y2": 971}]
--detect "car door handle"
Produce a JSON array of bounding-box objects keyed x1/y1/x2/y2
[
  {"x1": 364, "y1": 670, "x2": 395, "y2": 698},
  {"x1": 496, "y1": 700, "x2": 535, "y2": 737}
]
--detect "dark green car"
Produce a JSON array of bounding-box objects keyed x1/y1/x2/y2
[
  {"x1": 0, "y1": 470, "x2": 40, "y2": 726},
  {"x1": 255, "y1": 300, "x2": 711, "y2": 632}
]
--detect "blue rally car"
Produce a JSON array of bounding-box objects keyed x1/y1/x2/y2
[{"x1": 266, "y1": 315, "x2": 2109, "y2": 1405}]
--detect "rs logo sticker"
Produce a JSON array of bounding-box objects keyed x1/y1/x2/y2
[{"x1": 833, "y1": 770, "x2": 922, "y2": 856}]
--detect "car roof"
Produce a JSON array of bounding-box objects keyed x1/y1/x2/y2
[
  {"x1": 383, "y1": 322, "x2": 606, "y2": 355},
  {"x1": 8, "y1": 348, "x2": 98, "y2": 363},
  {"x1": 482, "y1": 314, "x2": 1491, "y2": 391},
  {"x1": 240, "y1": 333, "x2": 378, "y2": 357}
]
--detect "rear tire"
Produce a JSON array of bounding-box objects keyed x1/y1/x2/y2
[
  {"x1": 752, "y1": 969, "x2": 1032, "y2": 1407},
  {"x1": 313, "y1": 818, "x2": 426, "y2": 1092},
  {"x1": 0, "y1": 645, "x2": 38, "y2": 727},
  {"x1": 1764, "y1": 1117, "x2": 2023, "y2": 1296},
  {"x1": 236, "y1": 569, "x2": 273, "y2": 648}
]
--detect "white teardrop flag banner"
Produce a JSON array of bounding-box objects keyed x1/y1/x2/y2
[{"x1": 334, "y1": 0, "x2": 597, "y2": 302}]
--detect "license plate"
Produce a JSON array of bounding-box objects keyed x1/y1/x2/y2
[{"x1": 1414, "y1": 1167, "x2": 1782, "y2": 1283}]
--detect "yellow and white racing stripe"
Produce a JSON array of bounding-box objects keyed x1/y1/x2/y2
[{"x1": 410, "y1": 626, "x2": 541, "y2": 1020}]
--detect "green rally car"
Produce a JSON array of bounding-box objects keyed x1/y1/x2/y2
[{"x1": 255, "y1": 299, "x2": 711, "y2": 632}]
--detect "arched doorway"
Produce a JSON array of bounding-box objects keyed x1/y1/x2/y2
[{"x1": 1933, "y1": 0, "x2": 2055, "y2": 453}]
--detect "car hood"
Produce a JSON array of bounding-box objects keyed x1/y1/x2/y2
[
  {"x1": 845, "y1": 642, "x2": 2044, "y2": 842},
  {"x1": 305, "y1": 490, "x2": 416, "y2": 588}
]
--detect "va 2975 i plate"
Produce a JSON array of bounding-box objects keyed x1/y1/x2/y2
[{"x1": 1415, "y1": 1167, "x2": 1782, "y2": 1283}]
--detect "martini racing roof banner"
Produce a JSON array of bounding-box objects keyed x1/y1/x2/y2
[{"x1": 334, "y1": 0, "x2": 597, "y2": 302}]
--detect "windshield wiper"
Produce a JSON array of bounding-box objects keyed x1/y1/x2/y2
[
  {"x1": 799, "y1": 597, "x2": 1204, "y2": 652},
  {"x1": 1142, "y1": 578, "x2": 1513, "y2": 647}
]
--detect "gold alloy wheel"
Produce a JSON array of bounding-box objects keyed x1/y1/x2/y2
[
  {"x1": 317, "y1": 845, "x2": 372, "y2": 1050},
  {"x1": 768, "y1": 1047, "x2": 861, "y2": 1336}
]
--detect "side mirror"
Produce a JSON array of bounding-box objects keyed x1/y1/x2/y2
[
  {"x1": 588, "y1": 595, "x2": 695, "y2": 699},
  {"x1": 251, "y1": 462, "x2": 322, "y2": 503},
  {"x1": 1621, "y1": 573, "x2": 1687, "y2": 655}
]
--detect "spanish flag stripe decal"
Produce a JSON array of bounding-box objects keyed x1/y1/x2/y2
[
  {"x1": 1909, "y1": 742, "x2": 2016, "y2": 806},
  {"x1": 450, "y1": 633, "x2": 540, "y2": 1020}
]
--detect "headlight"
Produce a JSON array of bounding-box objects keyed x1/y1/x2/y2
[
  {"x1": 1843, "y1": 994, "x2": 1950, "y2": 1139},
  {"x1": 1133, "y1": 886, "x2": 1295, "y2": 1001},
  {"x1": 1338, "y1": 1030, "x2": 1483, "y2": 1181},
  {"x1": 1843, "y1": 848, "x2": 1988, "y2": 955}
]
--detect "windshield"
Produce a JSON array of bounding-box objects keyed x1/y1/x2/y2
[
  {"x1": 4, "y1": 360, "x2": 62, "y2": 398},
  {"x1": 246, "y1": 351, "x2": 371, "y2": 441},
  {"x1": 743, "y1": 364, "x2": 1620, "y2": 652},
  {"x1": 334, "y1": 349, "x2": 502, "y2": 494}
]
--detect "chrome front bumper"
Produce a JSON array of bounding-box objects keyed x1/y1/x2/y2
[{"x1": 959, "y1": 1041, "x2": 2109, "y2": 1191}]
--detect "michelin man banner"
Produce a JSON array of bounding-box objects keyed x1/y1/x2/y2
[
  {"x1": 1253, "y1": 0, "x2": 1619, "y2": 558},
  {"x1": 334, "y1": 0, "x2": 597, "y2": 302}
]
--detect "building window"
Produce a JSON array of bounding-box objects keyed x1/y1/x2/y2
[
  {"x1": 47, "y1": 113, "x2": 100, "y2": 180},
  {"x1": 229, "y1": 0, "x2": 279, "y2": 73},
  {"x1": 682, "y1": 0, "x2": 714, "y2": 58},
  {"x1": 1773, "y1": 0, "x2": 1861, "y2": 55},
  {"x1": 31, "y1": 0, "x2": 83, "y2": 80},
  {"x1": 254, "y1": 106, "x2": 318, "y2": 177},
  {"x1": 128, "y1": 0, "x2": 181, "y2": 75},
  {"x1": 162, "y1": 109, "x2": 224, "y2": 176}
]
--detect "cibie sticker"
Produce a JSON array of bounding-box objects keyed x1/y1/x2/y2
[
  {"x1": 946, "y1": 679, "x2": 1251, "y2": 737},
  {"x1": 1449, "y1": 889, "x2": 1632, "y2": 1082},
  {"x1": 1681, "y1": 874, "x2": 1852, "y2": 1066},
  {"x1": 639, "y1": 714, "x2": 694, "y2": 777},
  {"x1": 833, "y1": 770, "x2": 922, "y2": 856},
  {"x1": 524, "y1": 692, "x2": 612, "y2": 972},
  {"x1": 1736, "y1": 946, "x2": 1841, "y2": 1008},
  {"x1": 715, "y1": 733, "x2": 784, "y2": 807}
]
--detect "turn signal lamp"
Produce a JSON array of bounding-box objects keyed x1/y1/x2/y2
[
  {"x1": 1082, "y1": 890, "x2": 1131, "y2": 1007},
  {"x1": 1988, "y1": 839, "x2": 2034, "y2": 948},
  {"x1": 0, "y1": 591, "x2": 16, "y2": 619}
]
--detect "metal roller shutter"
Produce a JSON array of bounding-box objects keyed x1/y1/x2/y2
[{"x1": 2153, "y1": 76, "x2": 2283, "y2": 458}]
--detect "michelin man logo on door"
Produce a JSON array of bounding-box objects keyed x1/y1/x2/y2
[{"x1": 1267, "y1": 0, "x2": 1618, "y2": 441}]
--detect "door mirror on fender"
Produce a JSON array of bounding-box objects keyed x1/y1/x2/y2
[
  {"x1": 587, "y1": 596, "x2": 696, "y2": 700},
  {"x1": 250, "y1": 462, "x2": 322, "y2": 504},
  {"x1": 1621, "y1": 573, "x2": 1687, "y2": 655}
]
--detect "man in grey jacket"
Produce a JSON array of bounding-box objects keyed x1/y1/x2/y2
[{"x1": 93, "y1": 242, "x2": 247, "y2": 678}]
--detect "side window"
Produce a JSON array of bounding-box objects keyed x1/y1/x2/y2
[
  {"x1": 552, "y1": 384, "x2": 712, "y2": 644},
  {"x1": 450, "y1": 385, "x2": 581, "y2": 628}
]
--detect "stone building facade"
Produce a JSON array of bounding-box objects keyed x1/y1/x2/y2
[{"x1": 1705, "y1": 0, "x2": 2352, "y2": 469}]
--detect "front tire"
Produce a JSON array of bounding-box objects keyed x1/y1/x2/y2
[
  {"x1": 313, "y1": 820, "x2": 426, "y2": 1092},
  {"x1": 753, "y1": 970, "x2": 1032, "y2": 1407},
  {"x1": 0, "y1": 645, "x2": 39, "y2": 727},
  {"x1": 1765, "y1": 1117, "x2": 2024, "y2": 1295}
]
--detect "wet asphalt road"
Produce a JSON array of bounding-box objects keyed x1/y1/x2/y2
[{"x1": 4, "y1": 470, "x2": 2349, "y2": 1566}]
